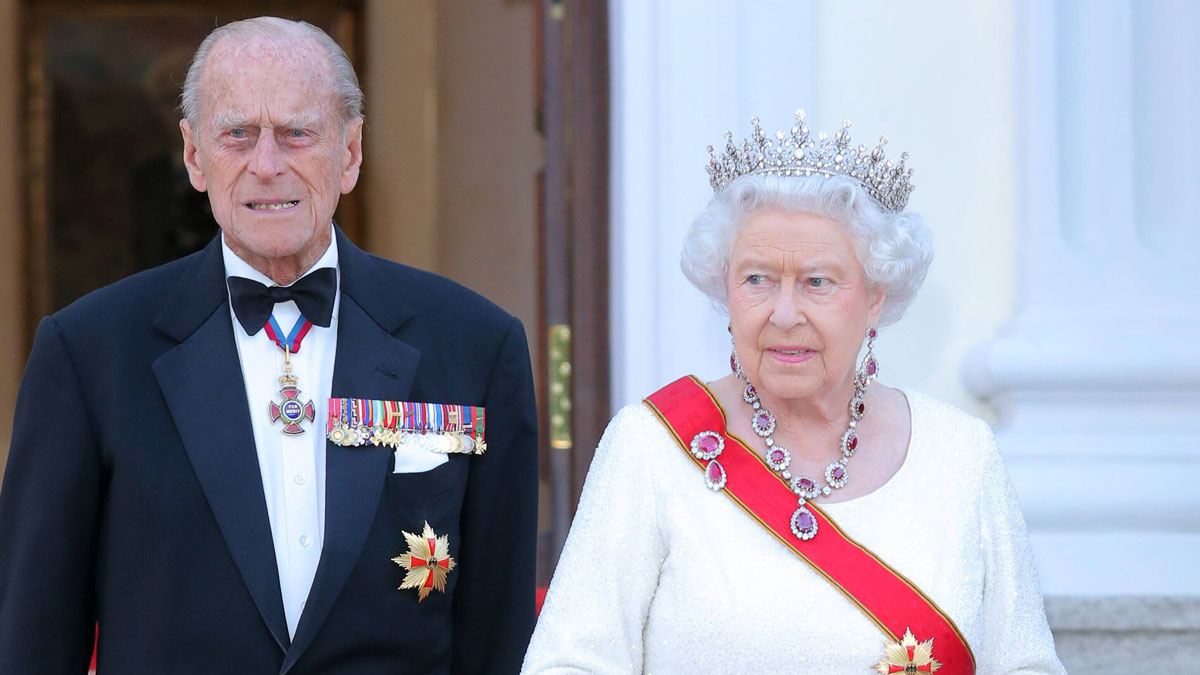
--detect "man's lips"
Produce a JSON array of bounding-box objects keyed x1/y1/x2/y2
[{"x1": 245, "y1": 200, "x2": 300, "y2": 211}]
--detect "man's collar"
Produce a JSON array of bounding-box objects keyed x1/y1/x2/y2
[{"x1": 221, "y1": 224, "x2": 340, "y2": 287}]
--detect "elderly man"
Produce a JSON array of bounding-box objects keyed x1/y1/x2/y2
[{"x1": 0, "y1": 17, "x2": 538, "y2": 674}]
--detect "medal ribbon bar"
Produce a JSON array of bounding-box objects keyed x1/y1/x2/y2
[{"x1": 328, "y1": 397, "x2": 487, "y2": 454}]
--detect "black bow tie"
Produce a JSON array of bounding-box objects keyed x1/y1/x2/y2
[{"x1": 227, "y1": 267, "x2": 337, "y2": 335}]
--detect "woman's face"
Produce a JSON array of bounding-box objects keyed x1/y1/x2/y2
[{"x1": 726, "y1": 209, "x2": 885, "y2": 404}]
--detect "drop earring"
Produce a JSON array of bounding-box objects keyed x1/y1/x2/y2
[
  {"x1": 729, "y1": 328, "x2": 745, "y2": 380},
  {"x1": 857, "y1": 326, "x2": 879, "y2": 386}
]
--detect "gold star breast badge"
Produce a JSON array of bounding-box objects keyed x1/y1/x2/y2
[
  {"x1": 874, "y1": 628, "x2": 942, "y2": 674},
  {"x1": 392, "y1": 521, "x2": 456, "y2": 602}
]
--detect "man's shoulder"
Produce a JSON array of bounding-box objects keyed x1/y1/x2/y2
[{"x1": 356, "y1": 252, "x2": 517, "y2": 330}]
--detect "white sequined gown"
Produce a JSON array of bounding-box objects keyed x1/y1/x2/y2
[{"x1": 522, "y1": 387, "x2": 1066, "y2": 674}]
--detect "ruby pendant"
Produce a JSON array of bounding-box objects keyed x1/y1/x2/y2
[
  {"x1": 791, "y1": 506, "x2": 818, "y2": 540},
  {"x1": 704, "y1": 459, "x2": 727, "y2": 491}
]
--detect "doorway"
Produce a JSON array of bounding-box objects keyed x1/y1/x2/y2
[{"x1": 364, "y1": 0, "x2": 611, "y2": 584}]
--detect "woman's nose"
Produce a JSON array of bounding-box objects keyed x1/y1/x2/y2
[{"x1": 769, "y1": 283, "x2": 808, "y2": 329}]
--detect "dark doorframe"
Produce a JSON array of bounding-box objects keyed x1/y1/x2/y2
[
  {"x1": 21, "y1": 0, "x2": 364, "y2": 351},
  {"x1": 535, "y1": 0, "x2": 610, "y2": 584}
]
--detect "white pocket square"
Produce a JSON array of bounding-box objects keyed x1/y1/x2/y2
[{"x1": 392, "y1": 446, "x2": 449, "y2": 474}]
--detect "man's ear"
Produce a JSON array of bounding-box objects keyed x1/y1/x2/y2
[
  {"x1": 180, "y1": 119, "x2": 207, "y2": 192},
  {"x1": 340, "y1": 117, "x2": 364, "y2": 194}
]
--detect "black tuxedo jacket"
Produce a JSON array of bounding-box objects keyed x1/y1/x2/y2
[{"x1": 0, "y1": 229, "x2": 539, "y2": 674}]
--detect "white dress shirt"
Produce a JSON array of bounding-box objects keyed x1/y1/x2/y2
[{"x1": 222, "y1": 228, "x2": 340, "y2": 639}]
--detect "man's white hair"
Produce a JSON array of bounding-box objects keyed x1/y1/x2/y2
[{"x1": 179, "y1": 16, "x2": 363, "y2": 127}]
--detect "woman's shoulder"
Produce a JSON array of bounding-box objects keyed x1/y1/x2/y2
[
  {"x1": 594, "y1": 378, "x2": 713, "y2": 461},
  {"x1": 604, "y1": 401, "x2": 669, "y2": 439},
  {"x1": 591, "y1": 400, "x2": 677, "y2": 461},
  {"x1": 902, "y1": 388, "x2": 992, "y2": 435},
  {"x1": 573, "y1": 401, "x2": 688, "y2": 499},
  {"x1": 899, "y1": 388, "x2": 999, "y2": 468},
  {"x1": 608, "y1": 375, "x2": 713, "y2": 433}
]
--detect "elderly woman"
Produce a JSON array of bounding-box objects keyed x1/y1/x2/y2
[{"x1": 522, "y1": 111, "x2": 1065, "y2": 674}]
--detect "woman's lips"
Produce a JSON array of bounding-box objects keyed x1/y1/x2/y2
[{"x1": 766, "y1": 347, "x2": 815, "y2": 364}]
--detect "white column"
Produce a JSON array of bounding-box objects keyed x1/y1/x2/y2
[
  {"x1": 609, "y1": 0, "x2": 816, "y2": 410},
  {"x1": 964, "y1": 0, "x2": 1200, "y2": 596}
]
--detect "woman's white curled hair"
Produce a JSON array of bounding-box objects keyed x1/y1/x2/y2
[{"x1": 680, "y1": 174, "x2": 932, "y2": 326}]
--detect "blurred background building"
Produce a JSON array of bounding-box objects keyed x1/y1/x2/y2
[{"x1": 0, "y1": 1, "x2": 1194, "y2": 671}]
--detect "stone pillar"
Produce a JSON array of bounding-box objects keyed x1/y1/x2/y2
[{"x1": 964, "y1": 0, "x2": 1200, "y2": 602}]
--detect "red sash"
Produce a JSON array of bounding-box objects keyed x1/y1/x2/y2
[{"x1": 645, "y1": 376, "x2": 974, "y2": 675}]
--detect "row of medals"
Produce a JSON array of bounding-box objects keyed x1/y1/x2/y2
[
  {"x1": 272, "y1": 328, "x2": 486, "y2": 454},
  {"x1": 328, "y1": 422, "x2": 486, "y2": 455}
]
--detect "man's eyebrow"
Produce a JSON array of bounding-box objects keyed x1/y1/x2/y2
[
  {"x1": 209, "y1": 109, "x2": 252, "y2": 130},
  {"x1": 207, "y1": 109, "x2": 323, "y2": 131},
  {"x1": 278, "y1": 110, "x2": 322, "y2": 129}
]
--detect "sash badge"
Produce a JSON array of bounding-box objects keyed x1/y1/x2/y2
[{"x1": 874, "y1": 628, "x2": 942, "y2": 674}]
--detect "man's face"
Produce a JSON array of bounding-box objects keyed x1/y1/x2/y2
[{"x1": 180, "y1": 36, "x2": 362, "y2": 275}]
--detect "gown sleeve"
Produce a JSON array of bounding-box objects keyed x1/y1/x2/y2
[
  {"x1": 975, "y1": 424, "x2": 1068, "y2": 675},
  {"x1": 521, "y1": 404, "x2": 666, "y2": 674}
]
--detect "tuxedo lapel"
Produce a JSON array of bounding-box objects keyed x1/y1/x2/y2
[
  {"x1": 282, "y1": 230, "x2": 419, "y2": 672},
  {"x1": 151, "y1": 239, "x2": 290, "y2": 652}
]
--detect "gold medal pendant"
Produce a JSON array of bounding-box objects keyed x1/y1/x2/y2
[
  {"x1": 392, "y1": 521, "x2": 456, "y2": 602},
  {"x1": 268, "y1": 346, "x2": 315, "y2": 435},
  {"x1": 874, "y1": 628, "x2": 942, "y2": 674}
]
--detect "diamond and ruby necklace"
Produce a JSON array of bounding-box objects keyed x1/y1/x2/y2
[
  {"x1": 690, "y1": 327, "x2": 878, "y2": 541},
  {"x1": 693, "y1": 366, "x2": 873, "y2": 541},
  {"x1": 742, "y1": 365, "x2": 869, "y2": 540}
]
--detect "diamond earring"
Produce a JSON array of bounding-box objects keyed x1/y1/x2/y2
[
  {"x1": 730, "y1": 332, "x2": 746, "y2": 380},
  {"x1": 857, "y1": 326, "x2": 878, "y2": 385}
]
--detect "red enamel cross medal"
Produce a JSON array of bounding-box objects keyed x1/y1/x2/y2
[
  {"x1": 265, "y1": 316, "x2": 316, "y2": 435},
  {"x1": 269, "y1": 374, "x2": 316, "y2": 435}
]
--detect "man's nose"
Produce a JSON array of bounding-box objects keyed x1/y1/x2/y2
[{"x1": 249, "y1": 132, "x2": 285, "y2": 178}]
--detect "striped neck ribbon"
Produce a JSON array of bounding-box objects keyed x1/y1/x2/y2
[{"x1": 263, "y1": 315, "x2": 315, "y2": 355}]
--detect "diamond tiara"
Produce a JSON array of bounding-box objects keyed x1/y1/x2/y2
[{"x1": 706, "y1": 109, "x2": 915, "y2": 212}]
